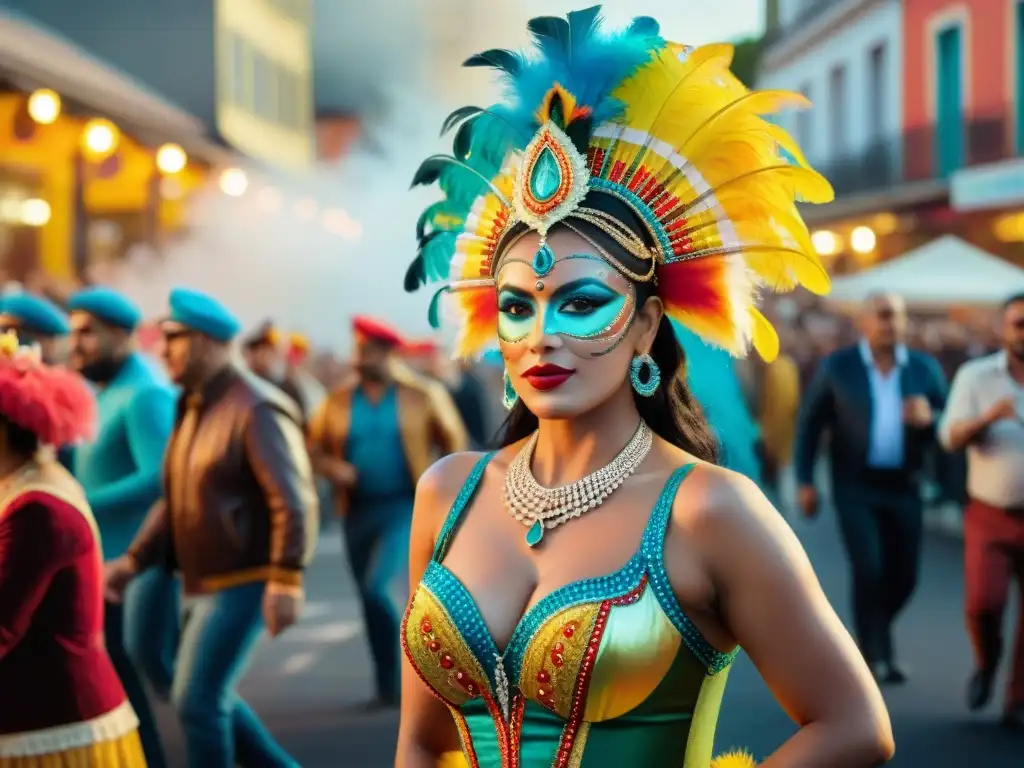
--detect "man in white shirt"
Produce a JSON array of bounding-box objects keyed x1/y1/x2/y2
[
  {"x1": 940, "y1": 294, "x2": 1024, "y2": 731},
  {"x1": 796, "y1": 293, "x2": 948, "y2": 684}
]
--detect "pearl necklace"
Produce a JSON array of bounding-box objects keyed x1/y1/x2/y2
[{"x1": 503, "y1": 420, "x2": 653, "y2": 547}]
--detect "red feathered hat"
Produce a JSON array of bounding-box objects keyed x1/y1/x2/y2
[
  {"x1": 352, "y1": 316, "x2": 404, "y2": 349},
  {"x1": 0, "y1": 331, "x2": 96, "y2": 447}
]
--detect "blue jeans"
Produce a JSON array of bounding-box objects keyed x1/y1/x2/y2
[
  {"x1": 344, "y1": 511, "x2": 411, "y2": 701},
  {"x1": 124, "y1": 566, "x2": 179, "y2": 700},
  {"x1": 171, "y1": 581, "x2": 298, "y2": 768}
]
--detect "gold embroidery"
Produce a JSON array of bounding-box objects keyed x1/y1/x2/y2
[
  {"x1": 402, "y1": 587, "x2": 492, "y2": 706},
  {"x1": 444, "y1": 704, "x2": 479, "y2": 768},
  {"x1": 517, "y1": 602, "x2": 600, "y2": 718},
  {"x1": 566, "y1": 721, "x2": 591, "y2": 768}
]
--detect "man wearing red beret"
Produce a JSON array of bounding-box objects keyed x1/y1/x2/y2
[{"x1": 307, "y1": 316, "x2": 467, "y2": 707}]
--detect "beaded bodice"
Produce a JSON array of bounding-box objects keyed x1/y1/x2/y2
[{"x1": 402, "y1": 455, "x2": 739, "y2": 767}]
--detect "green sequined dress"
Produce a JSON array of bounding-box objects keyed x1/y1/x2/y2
[{"x1": 402, "y1": 455, "x2": 739, "y2": 767}]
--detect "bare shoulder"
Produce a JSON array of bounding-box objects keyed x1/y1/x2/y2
[
  {"x1": 669, "y1": 459, "x2": 789, "y2": 548},
  {"x1": 416, "y1": 451, "x2": 490, "y2": 508}
]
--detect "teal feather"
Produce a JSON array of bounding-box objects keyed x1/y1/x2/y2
[
  {"x1": 406, "y1": 6, "x2": 665, "y2": 300},
  {"x1": 427, "y1": 287, "x2": 448, "y2": 330}
]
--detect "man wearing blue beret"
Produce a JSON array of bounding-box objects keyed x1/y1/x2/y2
[
  {"x1": 67, "y1": 286, "x2": 177, "y2": 768},
  {"x1": 105, "y1": 287, "x2": 317, "y2": 768},
  {"x1": 0, "y1": 291, "x2": 70, "y2": 364}
]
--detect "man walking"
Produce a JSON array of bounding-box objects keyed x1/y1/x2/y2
[
  {"x1": 940, "y1": 293, "x2": 1024, "y2": 730},
  {"x1": 307, "y1": 316, "x2": 466, "y2": 706},
  {"x1": 106, "y1": 287, "x2": 318, "y2": 767},
  {"x1": 795, "y1": 292, "x2": 947, "y2": 683},
  {"x1": 68, "y1": 287, "x2": 178, "y2": 768}
]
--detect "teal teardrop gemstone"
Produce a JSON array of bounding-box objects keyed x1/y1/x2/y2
[
  {"x1": 529, "y1": 146, "x2": 562, "y2": 202},
  {"x1": 531, "y1": 243, "x2": 555, "y2": 277},
  {"x1": 525, "y1": 520, "x2": 544, "y2": 547}
]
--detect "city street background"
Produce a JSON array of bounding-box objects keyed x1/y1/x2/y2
[{"x1": 155, "y1": 500, "x2": 1021, "y2": 767}]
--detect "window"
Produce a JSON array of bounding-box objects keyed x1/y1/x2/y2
[
  {"x1": 1016, "y1": 1, "x2": 1023, "y2": 152},
  {"x1": 867, "y1": 43, "x2": 887, "y2": 142},
  {"x1": 252, "y1": 51, "x2": 277, "y2": 120},
  {"x1": 797, "y1": 82, "x2": 813, "y2": 154},
  {"x1": 829, "y1": 64, "x2": 847, "y2": 158},
  {"x1": 935, "y1": 24, "x2": 965, "y2": 176}
]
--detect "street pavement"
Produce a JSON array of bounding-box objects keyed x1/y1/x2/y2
[{"x1": 157, "y1": 509, "x2": 1022, "y2": 767}]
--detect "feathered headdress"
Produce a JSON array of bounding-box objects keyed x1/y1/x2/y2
[
  {"x1": 0, "y1": 331, "x2": 96, "y2": 447},
  {"x1": 405, "y1": 6, "x2": 832, "y2": 362}
]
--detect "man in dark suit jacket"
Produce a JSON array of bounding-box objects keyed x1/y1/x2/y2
[{"x1": 795, "y1": 292, "x2": 948, "y2": 684}]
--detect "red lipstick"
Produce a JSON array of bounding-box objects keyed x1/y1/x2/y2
[{"x1": 522, "y1": 363, "x2": 575, "y2": 391}]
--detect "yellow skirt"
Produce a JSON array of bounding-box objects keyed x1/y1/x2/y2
[{"x1": 0, "y1": 729, "x2": 145, "y2": 768}]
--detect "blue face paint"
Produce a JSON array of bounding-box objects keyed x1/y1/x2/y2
[
  {"x1": 497, "y1": 278, "x2": 629, "y2": 344},
  {"x1": 542, "y1": 279, "x2": 627, "y2": 339}
]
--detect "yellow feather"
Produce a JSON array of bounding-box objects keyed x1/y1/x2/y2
[
  {"x1": 750, "y1": 309, "x2": 779, "y2": 362},
  {"x1": 711, "y1": 750, "x2": 758, "y2": 768}
]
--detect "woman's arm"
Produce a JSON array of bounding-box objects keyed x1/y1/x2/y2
[
  {"x1": 396, "y1": 452, "x2": 483, "y2": 768},
  {"x1": 0, "y1": 500, "x2": 75, "y2": 659},
  {"x1": 689, "y1": 468, "x2": 894, "y2": 767}
]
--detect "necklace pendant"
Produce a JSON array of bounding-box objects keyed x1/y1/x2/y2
[{"x1": 525, "y1": 520, "x2": 544, "y2": 548}]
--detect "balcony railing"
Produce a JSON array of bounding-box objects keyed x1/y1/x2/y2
[
  {"x1": 814, "y1": 108, "x2": 1022, "y2": 198},
  {"x1": 763, "y1": 0, "x2": 897, "y2": 54}
]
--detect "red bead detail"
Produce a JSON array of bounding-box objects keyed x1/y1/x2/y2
[
  {"x1": 654, "y1": 196, "x2": 680, "y2": 218},
  {"x1": 609, "y1": 160, "x2": 626, "y2": 183},
  {"x1": 627, "y1": 168, "x2": 649, "y2": 192},
  {"x1": 420, "y1": 618, "x2": 432, "y2": 634},
  {"x1": 562, "y1": 623, "x2": 575, "y2": 638},
  {"x1": 428, "y1": 640, "x2": 442, "y2": 653},
  {"x1": 553, "y1": 641, "x2": 564, "y2": 652},
  {"x1": 440, "y1": 654, "x2": 454, "y2": 669},
  {"x1": 640, "y1": 177, "x2": 662, "y2": 202},
  {"x1": 537, "y1": 669, "x2": 550, "y2": 683},
  {"x1": 551, "y1": 651, "x2": 565, "y2": 668},
  {"x1": 666, "y1": 217, "x2": 689, "y2": 233}
]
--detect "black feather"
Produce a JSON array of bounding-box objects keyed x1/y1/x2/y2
[
  {"x1": 565, "y1": 117, "x2": 594, "y2": 156},
  {"x1": 452, "y1": 116, "x2": 477, "y2": 160},
  {"x1": 527, "y1": 16, "x2": 570, "y2": 53},
  {"x1": 463, "y1": 49, "x2": 522, "y2": 76},
  {"x1": 548, "y1": 91, "x2": 566, "y2": 128},
  {"x1": 404, "y1": 257, "x2": 425, "y2": 292},
  {"x1": 440, "y1": 105, "x2": 482, "y2": 136}
]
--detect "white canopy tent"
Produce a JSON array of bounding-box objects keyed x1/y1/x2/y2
[{"x1": 827, "y1": 235, "x2": 1024, "y2": 307}]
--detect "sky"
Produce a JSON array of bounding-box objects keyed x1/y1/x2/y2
[{"x1": 521, "y1": 0, "x2": 766, "y2": 44}]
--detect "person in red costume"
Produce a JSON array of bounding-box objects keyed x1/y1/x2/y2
[{"x1": 0, "y1": 330, "x2": 145, "y2": 767}]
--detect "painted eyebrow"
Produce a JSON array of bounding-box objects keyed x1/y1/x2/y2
[
  {"x1": 548, "y1": 278, "x2": 620, "y2": 302},
  {"x1": 496, "y1": 285, "x2": 534, "y2": 301}
]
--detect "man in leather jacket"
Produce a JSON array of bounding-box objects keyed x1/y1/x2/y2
[{"x1": 105, "y1": 287, "x2": 318, "y2": 768}]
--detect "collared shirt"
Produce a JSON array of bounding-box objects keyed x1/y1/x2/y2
[
  {"x1": 860, "y1": 340, "x2": 909, "y2": 469},
  {"x1": 939, "y1": 350, "x2": 1024, "y2": 507}
]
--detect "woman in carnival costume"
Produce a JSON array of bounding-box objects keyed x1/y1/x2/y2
[
  {"x1": 398, "y1": 7, "x2": 893, "y2": 767},
  {"x1": 0, "y1": 332, "x2": 146, "y2": 767}
]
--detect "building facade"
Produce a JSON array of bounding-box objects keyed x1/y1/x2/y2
[
  {"x1": 759, "y1": 0, "x2": 1024, "y2": 272},
  {"x1": 758, "y1": 0, "x2": 907, "y2": 271},
  {"x1": 0, "y1": 7, "x2": 224, "y2": 284},
  {"x1": 6, "y1": 0, "x2": 315, "y2": 171}
]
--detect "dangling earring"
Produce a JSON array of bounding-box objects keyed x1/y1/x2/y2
[
  {"x1": 630, "y1": 353, "x2": 661, "y2": 397},
  {"x1": 503, "y1": 369, "x2": 519, "y2": 410}
]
